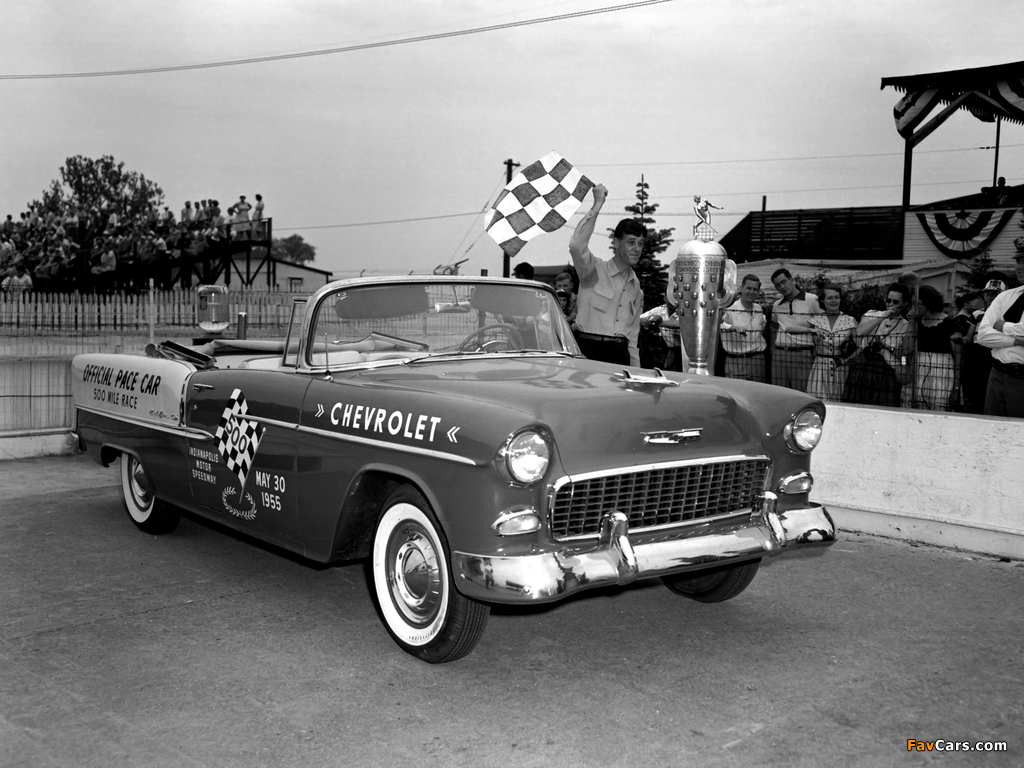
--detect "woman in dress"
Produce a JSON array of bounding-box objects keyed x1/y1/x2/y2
[
  {"x1": 904, "y1": 284, "x2": 961, "y2": 410},
  {"x1": 843, "y1": 282, "x2": 912, "y2": 407},
  {"x1": 233, "y1": 196, "x2": 251, "y2": 240},
  {"x1": 807, "y1": 285, "x2": 858, "y2": 401}
]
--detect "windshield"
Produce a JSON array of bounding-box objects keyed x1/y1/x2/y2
[{"x1": 306, "y1": 281, "x2": 579, "y2": 368}]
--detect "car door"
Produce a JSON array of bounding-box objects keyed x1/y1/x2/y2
[{"x1": 185, "y1": 368, "x2": 311, "y2": 545}]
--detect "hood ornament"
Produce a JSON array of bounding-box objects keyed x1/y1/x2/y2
[
  {"x1": 614, "y1": 368, "x2": 679, "y2": 389},
  {"x1": 642, "y1": 427, "x2": 703, "y2": 445}
]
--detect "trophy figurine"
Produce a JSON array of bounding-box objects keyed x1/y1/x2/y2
[
  {"x1": 692, "y1": 195, "x2": 723, "y2": 239},
  {"x1": 670, "y1": 197, "x2": 737, "y2": 375}
]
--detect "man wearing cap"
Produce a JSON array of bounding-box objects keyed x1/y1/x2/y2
[
  {"x1": 976, "y1": 254, "x2": 1024, "y2": 417},
  {"x1": 568, "y1": 183, "x2": 644, "y2": 366}
]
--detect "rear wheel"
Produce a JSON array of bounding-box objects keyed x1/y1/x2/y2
[
  {"x1": 371, "y1": 485, "x2": 489, "y2": 663},
  {"x1": 661, "y1": 560, "x2": 760, "y2": 603},
  {"x1": 120, "y1": 454, "x2": 180, "y2": 534}
]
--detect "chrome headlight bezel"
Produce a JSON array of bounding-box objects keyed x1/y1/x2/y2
[
  {"x1": 498, "y1": 428, "x2": 552, "y2": 485},
  {"x1": 778, "y1": 470, "x2": 813, "y2": 495},
  {"x1": 784, "y1": 408, "x2": 823, "y2": 453}
]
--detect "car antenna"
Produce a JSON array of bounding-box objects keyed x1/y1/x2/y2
[{"x1": 323, "y1": 330, "x2": 332, "y2": 379}]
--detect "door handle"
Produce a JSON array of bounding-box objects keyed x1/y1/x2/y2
[{"x1": 193, "y1": 383, "x2": 215, "y2": 391}]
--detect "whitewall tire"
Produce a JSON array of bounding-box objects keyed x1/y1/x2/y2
[
  {"x1": 120, "y1": 454, "x2": 180, "y2": 534},
  {"x1": 371, "y1": 485, "x2": 489, "y2": 663}
]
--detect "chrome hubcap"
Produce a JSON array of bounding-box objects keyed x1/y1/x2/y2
[
  {"x1": 130, "y1": 460, "x2": 152, "y2": 507},
  {"x1": 389, "y1": 523, "x2": 441, "y2": 624}
]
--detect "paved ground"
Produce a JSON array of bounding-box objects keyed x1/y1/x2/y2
[{"x1": 1, "y1": 455, "x2": 1021, "y2": 768}]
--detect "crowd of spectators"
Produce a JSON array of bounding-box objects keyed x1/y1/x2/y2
[
  {"x1": 531, "y1": 262, "x2": 1018, "y2": 414},
  {"x1": 0, "y1": 193, "x2": 267, "y2": 295}
]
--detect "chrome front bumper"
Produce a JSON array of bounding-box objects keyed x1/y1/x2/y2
[{"x1": 452, "y1": 502, "x2": 835, "y2": 604}]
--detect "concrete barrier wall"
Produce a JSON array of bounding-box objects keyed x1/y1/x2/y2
[
  {"x1": 0, "y1": 358, "x2": 73, "y2": 432},
  {"x1": 814, "y1": 404, "x2": 1024, "y2": 560}
]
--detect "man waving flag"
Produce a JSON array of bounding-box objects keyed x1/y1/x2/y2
[{"x1": 484, "y1": 151, "x2": 594, "y2": 257}]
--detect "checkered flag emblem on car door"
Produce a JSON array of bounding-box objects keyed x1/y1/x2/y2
[
  {"x1": 484, "y1": 151, "x2": 593, "y2": 257},
  {"x1": 215, "y1": 389, "x2": 263, "y2": 492}
]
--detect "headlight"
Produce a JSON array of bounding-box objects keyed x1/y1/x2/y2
[
  {"x1": 501, "y1": 429, "x2": 551, "y2": 484},
  {"x1": 784, "y1": 408, "x2": 822, "y2": 452}
]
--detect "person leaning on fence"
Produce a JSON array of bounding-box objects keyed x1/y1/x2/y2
[
  {"x1": 958, "y1": 280, "x2": 1004, "y2": 413},
  {"x1": 975, "y1": 250, "x2": 1024, "y2": 418},
  {"x1": 770, "y1": 268, "x2": 821, "y2": 391},
  {"x1": 807, "y1": 284, "x2": 857, "y2": 401},
  {"x1": 721, "y1": 274, "x2": 768, "y2": 382},
  {"x1": 904, "y1": 284, "x2": 962, "y2": 411},
  {"x1": 843, "y1": 282, "x2": 912, "y2": 408},
  {"x1": 568, "y1": 183, "x2": 644, "y2": 367}
]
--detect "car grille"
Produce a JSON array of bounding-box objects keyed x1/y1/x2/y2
[{"x1": 549, "y1": 458, "x2": 770, "y2": 539}]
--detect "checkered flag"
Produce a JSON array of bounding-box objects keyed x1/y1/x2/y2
[
  {"x1": 484, "y1": 151, "x2": 594, "y2": 257},
  {"x1": 215, "y1": 388, "x2": 263, "y2": 492}
]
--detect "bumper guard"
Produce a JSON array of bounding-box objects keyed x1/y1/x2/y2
[{"x1": 453, "y1": 496, "x2": 835, "y2": 604}]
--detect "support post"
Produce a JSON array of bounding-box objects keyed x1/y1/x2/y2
[{"x1": 993, "y1": 116, "x2": 1002, "y2": 187}]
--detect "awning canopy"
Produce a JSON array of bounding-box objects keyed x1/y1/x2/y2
[
  {"x1": 881, "y1": 60, "x2": 1024, "y2": 137},
  {"x1": 881, "y1": 61, "x2": 1024, "y2": 209}
]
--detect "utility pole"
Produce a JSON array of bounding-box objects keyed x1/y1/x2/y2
[{"x1": 502, "y1": 158, "x2": 519, "y2": 277}]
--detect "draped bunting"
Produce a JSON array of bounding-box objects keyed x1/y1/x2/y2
[
  {"x1": 993, "y1": 78, "x2": 1024, "y2": 122},
  {"x1": 894, "y1": 89, "x2": 942, "y2": 137},
  {"x1": 914, "y1": 209, "x2": 1017, "y2": 257},
  {"x1": 892, "y1": 80, "x2": 1024, "y2": 137}
]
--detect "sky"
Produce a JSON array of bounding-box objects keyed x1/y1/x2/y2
[{"x1": 2, "y1": 0, "x2": 1022, "y2": 282}]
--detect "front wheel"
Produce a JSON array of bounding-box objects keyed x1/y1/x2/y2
[
  {"x1": 120, "y1": 454, "x2": 180, "y2": 534},
  {"x1": 661, "y1": 559, "x2": 760, "y2": 603},
  {"x1": 371, "y1": 485, "x2": 489, "y2": 663}
]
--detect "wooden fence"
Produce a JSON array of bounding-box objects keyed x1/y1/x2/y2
[{"x1": 0, "y1": 289, "x2": 306, "y2": 338}]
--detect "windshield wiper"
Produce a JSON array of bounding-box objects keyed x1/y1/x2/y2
[
  {"x1": 517, "y1": 349, "x2": 575, "y2": 356},
  {"x1": 406, "y1": 349, "x2": 574, "y2": 365},
  {"x1": 406, "y1": 351, "x2": 488, "y2": 365}
]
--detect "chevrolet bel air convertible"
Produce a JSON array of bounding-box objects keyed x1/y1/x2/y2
[{"x1": 71, "y1": 276, "x2": 836, "y2": 662}]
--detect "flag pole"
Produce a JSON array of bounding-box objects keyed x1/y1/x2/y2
[{"x1": 502, "y1": 158, "x2": 519, "y2": 277}]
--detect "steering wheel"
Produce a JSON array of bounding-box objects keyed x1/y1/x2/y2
[{"x1": 457, "y1": 323, "x2": 525, "y2": 353}]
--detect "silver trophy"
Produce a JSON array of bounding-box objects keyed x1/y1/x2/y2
[{"x1": 670, "y1": 203, "x2": 737, "y2": 375}]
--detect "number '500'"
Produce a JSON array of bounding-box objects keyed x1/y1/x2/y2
[{"x1": 230, "y1": 419, "x2": 248, "y2": 452}]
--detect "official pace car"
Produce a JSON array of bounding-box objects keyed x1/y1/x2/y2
[{"x1": 71, "y1": 276, "x2": 835, "y2": 662}]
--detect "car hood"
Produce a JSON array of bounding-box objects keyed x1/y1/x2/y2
[{"x1": 348, "y1": 356, "x2": 807, "y2": 475}]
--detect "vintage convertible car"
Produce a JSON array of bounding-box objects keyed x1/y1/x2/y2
[{"x1": 71, "y1": 276, "x2": 835, "y2": 662}]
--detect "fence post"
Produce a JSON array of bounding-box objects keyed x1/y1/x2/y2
[{"x1": 148, "y1": 279, "x2": 155, "y2": 345}]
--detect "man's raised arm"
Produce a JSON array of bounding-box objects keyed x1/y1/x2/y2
[{"x1": 568, "y1": 183, "x2": 607, "y2": 275}]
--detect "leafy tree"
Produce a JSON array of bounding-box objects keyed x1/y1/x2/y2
[
  {"x1": 965, "y1": 251, "x2": 994, "y2": 290},
  {"x1": 38, "y1": 155, "x2": 163, "y2": 219},
  {"x1": 272, "y1": 234, "x2": 317, "y2": 264}
]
